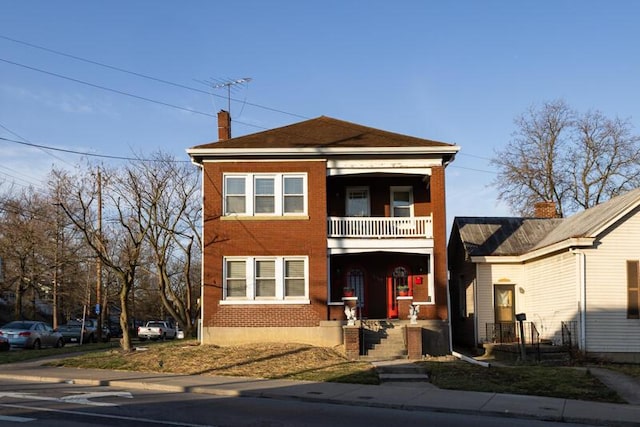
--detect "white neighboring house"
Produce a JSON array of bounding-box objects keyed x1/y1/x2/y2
[{"x1": 448, "y1": 189, "x2": 640, "y2": 362}]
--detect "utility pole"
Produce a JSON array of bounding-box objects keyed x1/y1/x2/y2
[
  {"x1": 96, "y1": 168, "x2": 103, "y2": 341},
  {"x1": 52, "y1": 210, "x2": 59, "y2": 329}
]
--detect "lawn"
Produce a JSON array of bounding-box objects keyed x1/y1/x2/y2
[
  {"x1": 2, "y1": 339, "x2": 628, "y2": 403},
  {"x1": 45, "y1": 340, "x2": 380, "y2": 385},
  {"x1": 0, "y1": 341, "x2": 118, "y2": 364},
  {"x1": 418, "y1": 359, "x2": 624, "y2": 403}
]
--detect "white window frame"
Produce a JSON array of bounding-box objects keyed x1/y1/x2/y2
[
  {"x1": 221, "y1": 256, "x2": 309, "y2": 304},
  {"x1": 390, "y1": 186, "x2": 414, "y2": 217},
  {"x1": 224, "y1": 176, "x2": 248, "y2": 215},
  {"x1": 223, "y1": 173, "x2": 307, "y2": 217},
  {"x1": 346, "y1": 186, "x2": 370, "y2": 217}
]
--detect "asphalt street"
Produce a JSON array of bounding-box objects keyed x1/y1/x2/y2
[{"x1": 0, "y1": 378, "x2": 598, "y2": 427}]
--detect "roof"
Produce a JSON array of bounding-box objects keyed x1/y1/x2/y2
[
  {"x1": 532, "y1": 187, "x2": 640, "y2": 250},
  {"x1": 453, "y1": 217, "x2": 563, "y2": 257},
  {"x1": 453, "y1": 187, "x2": 640, "y2": 257},
  {"x1": 189, "y1": 116, "x2": 457, "y2": 152}
]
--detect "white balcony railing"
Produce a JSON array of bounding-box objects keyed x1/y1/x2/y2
[{"x1": 328, "y1": 216, "x2": 433, "y2": 239}]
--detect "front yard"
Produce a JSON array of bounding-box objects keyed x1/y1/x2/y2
[{"x1": 0, "y1": 339, "x2": 628, "y2": 403}]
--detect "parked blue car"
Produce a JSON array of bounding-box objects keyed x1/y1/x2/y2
[{"x1": 0, "y1": 320, "x2": 65, "y2": 349}]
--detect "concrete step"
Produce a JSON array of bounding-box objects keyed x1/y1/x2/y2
[
  {"x1": 367, "y1": 352, "x2": 408, "y2": 359},
  {"x1": 373, "y1": 361, "x2": 430, "y2": 384},
  {"x1": 359, "y1": 355, "x2": 407, "y2": 362},
  {"x1": 379, "y1": 373, "x2": 430, "y2": 382}
]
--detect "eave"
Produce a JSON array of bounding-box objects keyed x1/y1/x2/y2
[
  {"x1": 470, "y1": 237, "x2": 596, "y2": 264},
  {"x1": 187, "y1": 146, "x2": 460, "y2": 163}
]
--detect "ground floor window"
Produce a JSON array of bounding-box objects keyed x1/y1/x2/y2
[{"x1": 223, "y1": 256, "x2": 308, "y2": 302}]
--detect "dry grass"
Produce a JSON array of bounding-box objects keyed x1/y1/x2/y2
[
  {"x1": 35, "y1": 340, "x2": 633, "y2": 402},
  {"x1": 46, "y1": 339, "x2": 379, "y2": 384}
]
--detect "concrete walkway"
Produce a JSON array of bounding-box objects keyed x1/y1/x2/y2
[
  {"x1": 1, "y1": 360, "x2": 640, "y2": 426},
  {"x1": 588, "y1": 366, "x2": 640, "y2": 405}
]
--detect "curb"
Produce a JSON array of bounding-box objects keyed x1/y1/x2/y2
[{"x1": 0, "y1": 372, "x2": 638, "y2": 427}]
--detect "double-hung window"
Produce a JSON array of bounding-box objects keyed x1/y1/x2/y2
[
  {"x1": 223, "y1": 173, "x2": 307, "y2": 216},
  {"x1": 255, "y1": 178, "x2": 275, "y2": 214},
  {"x1": 225, "y1": 260, "x2": 247, "y2": 297},
  {"x1": 255, "y1": 259, "x2": 276, "y2": 297},
  {"x1": 390, "y1": 186, "x2": 413, "y2": 217},
  {"x1": 223, "y1": 256, "x2": 308, "y2": 302},
  {"x1": 225, "y1": 177, "x2": 247, "y2": 214},
  {"x1": 283, "y1": 176, "x2": 304, "y2": 214}
]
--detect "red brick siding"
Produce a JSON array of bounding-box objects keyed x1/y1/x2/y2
[
  {"x1": 208, "y1": 305, "x2": 320, "y2": 327},
  {"x1": 430, "y1": 166, "x2": 449, "y2": 320},
  {"x1": 201, "y1": 160, "x2": 328, "y2": 328}
]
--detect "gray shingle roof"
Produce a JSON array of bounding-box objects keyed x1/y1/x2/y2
[
  {"x1": 532, "y1": 187, "x2": 640, "y2": 250},
  {"x1": 454, "y1": 217, "x2": 563, "y2": 256},
  {"x1": 453, "y1": 188, "x2": 640, "y2": 257}
]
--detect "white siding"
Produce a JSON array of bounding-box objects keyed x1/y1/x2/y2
[
  {"x1": 524, "y1": 252, "x2": 578, "y2": 344},
  {"x1": 583, "y1": 210, "x2": 640, "y2": 353},
  {"x1": 475, "y1": 263, "x2": 524, "y2": 343}
]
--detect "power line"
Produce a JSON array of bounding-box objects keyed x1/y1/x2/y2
[
  {"x1": 449, "y1": 164, "x2": 496, "y2": 174},
  {"x1": 0, "y1": 121, "x2": 70, "y2": 164},
  {"x1": 0, "y1": 169, "x2": 36, "y2": 188},
  {"x1": 0, "y1": 57, "x2": 274, "y2": 134},
  {"x1": 0, "y1": 136, "x2": 190, "y2": 163},
  {"x1": 0, "y1": 34, "x2": 309, "y2": 120},
  {"x1": 0, "y1": 163, "x2": 41, "y2": 186},
  {"x1": 458, "y1": 152, "x2": 494, "y2": 162},
  {"x1": 0, "y1": 57, "x2": 220, "y2": 119},
  {"x1": 0, "y1": 38, "x2": 489, "y2": 167}
]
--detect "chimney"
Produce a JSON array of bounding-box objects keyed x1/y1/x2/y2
[
  {"x1": 218, "y1": 110, "x2": 231, "y2": 141},
  {"x1": 534, "y1": 201, "x2": 559, "y2": 218}
]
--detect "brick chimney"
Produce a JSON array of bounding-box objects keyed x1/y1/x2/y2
[
  {"x1": 218, "y1": 110, "x2": 231, "y2": 141},
  {"x1": 534, "y1": 201, "x2": 559, "y2": 218}
]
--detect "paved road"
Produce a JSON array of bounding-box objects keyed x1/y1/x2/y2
[{"x1": 0, "y1": 379, "x2": 597, "y2": 427}]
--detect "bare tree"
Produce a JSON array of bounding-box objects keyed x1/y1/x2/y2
[
  {"x1": 0, "y1": 190, "x2": 53, "y2": 320},
  {"x1": 46, "y1": 169, "x2": 100, "y2": 328},
  {"x1": 130, "y1": 152, "x2": 201, "y2": 337},
  {"x1": 59, "y1": 166, "x2": 150, "y2": 352},
  {"x1": 492, "y1": 100, "x2": 640, "y2": 216},
  {"x1": 568, "y1": 111, "x2": 640, "y2": 211}
]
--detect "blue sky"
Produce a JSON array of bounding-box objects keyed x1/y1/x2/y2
[{"x1": 2, "y1": 1, "x2": 640, "y2": 227}]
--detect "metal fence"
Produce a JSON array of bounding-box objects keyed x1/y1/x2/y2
[{"x1": 486, "y1": 321, "x2": 540, "y2": 346}]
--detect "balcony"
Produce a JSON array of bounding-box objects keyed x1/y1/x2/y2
[{"x1": 328, "y1": 216, "x2": 433, "y2": 239}]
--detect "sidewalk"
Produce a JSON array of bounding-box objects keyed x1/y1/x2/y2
[{"x1": 1, "y1": 361, "x2": 640, "y2": 426}]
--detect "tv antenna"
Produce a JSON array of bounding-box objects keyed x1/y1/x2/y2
[{"x1": 212, "y1": 78, "x2": 252, "y2": 115}]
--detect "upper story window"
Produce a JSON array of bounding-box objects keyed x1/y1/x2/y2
[
  {"x1": 346, "y1": 187, "x2": 370, "y2": 217},
  {"x1": 390, "y1": 186, "x2": 413, "y2": 217},
  {"x1": 223, "y1": 173, "x2": 307, "y2": 216}
]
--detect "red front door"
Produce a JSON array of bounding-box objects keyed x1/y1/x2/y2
[{"x1": 386, "y1": 266, "x2": 409, "y2": 318}]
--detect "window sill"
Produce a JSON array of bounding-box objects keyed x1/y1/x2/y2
[
  {"x1": 221, "y1": 215, "x2": 309, "y2": 221},
  {"x1": 220, "y1": 299, "x2": 311, "y2": 305}
]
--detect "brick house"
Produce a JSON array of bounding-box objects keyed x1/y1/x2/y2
[{"x1": 187, "y1": 112, "x2": 459, "y2": 356}]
